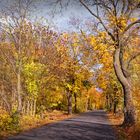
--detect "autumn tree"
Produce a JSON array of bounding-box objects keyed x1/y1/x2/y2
[
  {"x1": 56, "y1": 0, "x2": 140, "y2": 125},
  {"x1": 77, "y1": 0, "x2": 140, "y2": 126},
  {"x1": 0, "y1": 0, "x2": 36, "y2": 114}
]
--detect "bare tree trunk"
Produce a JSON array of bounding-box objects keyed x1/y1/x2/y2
[
  {"x1": 113, "y1": 100, "x2": 117, "y2": 114},
  {"x1": 74, "y1": 93, "x2": 77, "y2": 113},
  {"x1": 114, "y1": 48, "x2": 136, "y2": 125},
  {"x1": 0, "y1": 84, "x2": 11, "y2": 113},
  {"x1": 30, "y1": 100, "x2": 33, "y2": 116},
  {"x1": 22, "y1": 100, "x2": 26, "y2": 115},
  {"x1": 17, "y1": 72, "x2": 22, "y2": 112},
  {"x1": 106, "y1": 94, "x2": 110, "y2": 110},
  {"x1": 67, "y1": 91, "x2": 72, "y2": 115},
  {"x1": 123, "y1": 86, "x2": 136, "y2": 125},
  {"x1": 11, "y1": 87, "x2": 16, "y2": 111},
  {"x1": 27, "y1": 100, "x2": 30, "y2": 115},
  {"x1": 33, "y1": 99, "x2": 36, "y2": 116},
  {"x1": 87, "y1": 98, "x2": 90, "y2": 110}
]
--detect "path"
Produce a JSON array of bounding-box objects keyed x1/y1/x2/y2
[{"x1": 8, "y1": 110, "x2": 117, "y2": 140}]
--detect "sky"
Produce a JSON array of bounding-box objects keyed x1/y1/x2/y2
[
  {"x1": 0, "y1": 0, "x2": 139, "y2": 32},
  {"x1": 32, "y1": 0, "x2": 93, "y2": 32},
  {"x1": 0, "y1": 0, "x2": 94, "y2": 32},
  {"x1": 0, "y1": 0, "x2": 99, "y2": 32}
]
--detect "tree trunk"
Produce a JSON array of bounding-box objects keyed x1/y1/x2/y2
[
  {"x1": 17, "y1": 72, "x2": 22, "y2": 112},
  {"x1": 0, "y1": 84, "x2": 11, "y2": 113},
  {"x1": 27, "y1": 100, "x2": 30, "y2": 115},
  {"x1": 106, "y1": 94, "x2": 110, "y2": 110},
  {"x1": 67, "y1": 91, "x2": 72, "y2": 115},
  {"x1": 33, "y1": 99, "x2": 36, "y2": 116},
  {"x1": 113, "y1": 48, "x2": 136, "y2": 125},
  {"x1": 30, "y1": 100, "x2": 33, "y2": 116},
  {"x1": 74, "y1": 93, "x2": 77, "y2": 113},
  {"x1": 87, "y1": 97, "x2": 90, "y2": 110},
  {"x1": 123, "y1": 86, "x2": 136, "y2": 125},
  {"x1": 113, "y1": 100, "x2": 118, "y2": 114}
]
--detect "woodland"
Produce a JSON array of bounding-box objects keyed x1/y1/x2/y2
[{"x1": 0, "y1": 0, "x2": 140, "y2": 139}]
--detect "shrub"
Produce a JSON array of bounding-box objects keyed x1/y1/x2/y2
[
  {"x1": 0, "y1": 108, "x2": 12, "y2": 131},
  {"x1": 0, "y1": 108, "x2": 20, "y2": 132}
]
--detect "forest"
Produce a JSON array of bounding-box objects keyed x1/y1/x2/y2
[{"x1": 0, "y1": 0, "x2": 140, "y2": 140}]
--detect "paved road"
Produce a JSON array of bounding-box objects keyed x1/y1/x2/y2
[{"x1": 8, "y1": 110, "x2": 117, "y2": 140}]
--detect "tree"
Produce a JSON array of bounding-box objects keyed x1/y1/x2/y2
[
  {"x1": 0, "y1": 0, "x2": 35, "y2": 113},
  {"x1": 78, "y1": 0, "x2": 140, "y2": 126},
  {"x1": 54, "y1": 0, "x2": 140, "y2": 125}
]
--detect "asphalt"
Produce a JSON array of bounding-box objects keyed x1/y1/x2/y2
[{"x1": 7, "y1": 110, "x2": 117, "y2": 140}]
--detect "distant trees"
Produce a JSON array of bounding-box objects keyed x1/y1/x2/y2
[{"x1": 0, "y1": 0, "x2": 99, "y2": 118}]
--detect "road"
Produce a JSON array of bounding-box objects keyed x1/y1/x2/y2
[{"x1": 8, "y1": 110, "x2": 117, "y2": 140}]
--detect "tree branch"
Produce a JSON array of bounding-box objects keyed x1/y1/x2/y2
[
  {"x1": 126, "y1": 52, "x2": 140, "y2": 68},
  {"x1": 79, "y1": 0, "x2": 115, "y2": 41},
  {"x1": 123, "y1": 19, "x2": 140, "y2": 34}
]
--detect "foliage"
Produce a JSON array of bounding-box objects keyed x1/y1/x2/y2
[{"x1": 0, "y1": 0, "x2": 140, "y2": 137}]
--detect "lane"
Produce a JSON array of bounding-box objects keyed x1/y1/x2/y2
[{"x1": 8, "y1": 110, "x2": 117, "y2": 140}]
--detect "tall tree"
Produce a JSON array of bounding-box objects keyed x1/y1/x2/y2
[
  {"x1": 78, "y1": 0, "x2": 140, "y2": 126},
  {"x1": 0, "y1": 0, "x2": 35, "y2": 113}
]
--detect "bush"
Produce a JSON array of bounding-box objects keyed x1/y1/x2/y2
[
  {"x1": 20, "y1": 115, "x2": 40, "y2": 130},
  {"x1": 0, "y1": 108, "x2": 20, "y2": 132},
  {"x1": 0, "y1": 108, "x2": 12, "y2": 131}
]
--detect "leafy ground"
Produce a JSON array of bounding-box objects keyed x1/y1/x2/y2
[
  {"x1": 108, "y1": 112, "x2": 140, "y2": 140},
  {"x1": 0, "y1": 110, "x2": 73, "y2": 140}
]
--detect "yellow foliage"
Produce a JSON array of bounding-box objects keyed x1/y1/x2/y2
[
  {"x1": 108, "y1": 14, "x2": 127, "y2": 32},
  {"x1": 0, "y1": 108, "x2": 12, "y2": 131},
  {"x1": 130, "y1": 17, "x2": 138, "y2": 22},
  {"x1": 89, "y1": 35, "x2": 96, "y2": 46}
]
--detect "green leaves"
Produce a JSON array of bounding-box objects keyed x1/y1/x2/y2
[{"x1": 23, "y1": 61, "x2": 44, "y2": 99}]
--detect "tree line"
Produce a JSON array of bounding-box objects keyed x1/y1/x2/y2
[{"x1": 0, "y1": 0, "x2": 140, "y2": 131}]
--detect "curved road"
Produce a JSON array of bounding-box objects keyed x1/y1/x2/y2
[{"x1": 8, "y1": 110, "x2": 117, "y2": 140}]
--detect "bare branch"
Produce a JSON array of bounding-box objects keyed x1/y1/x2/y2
[
  {"x1": 79, "y1": 0, "x2": 115, "y2": 41},
  {"x1": 123, "y1": 19, "x2": 140, "y2": 34}
]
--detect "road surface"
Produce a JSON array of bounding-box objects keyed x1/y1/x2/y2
[{"x1": 8, "y1": 110, "x2": 117, "y2": 140}]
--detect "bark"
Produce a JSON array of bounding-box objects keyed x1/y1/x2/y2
[
  {"x1": 22, "y1": 100, "x2": 25, "y2": 115},
  {"x1": 87, "y1": 98, "x2": 90, "y2": 110},
  {"x1": 67, "y1": 91, "x2": 72, "y2": 115},
  {"x1": 74, "y1": 93, "x2": 77, "y2": 113},
  {"x1": 17, "y1": 72, "x2": 22, "y2": 112},
  {"x1": 27, "y1": 100, "x2": 30, "y2": 115},
  {"x1": 30, "y1": 100, "x2": 33, "y2": 116},
  {"x1": 113, "y1": 100, "x2": 117, "y2": 114},
  {"x1": 106, "y1": 94, "x2": 110, "y2": 110},
  {"x1": 0, "y1": 84, "x2": 11, "y2": 113},
  {"x1": 113, "y1": 48, "x2": 136, "y2": 125},
  {"x1": 123, "y1": 86, "x2": 136, "y2": 125},
  {"x1": 33, "y1": 99, "x2": 36, "y2": 116}
]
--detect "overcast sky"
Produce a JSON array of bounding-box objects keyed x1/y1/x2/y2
[
  {"x1": 0, "y1": 0, "x2": 94, "y2": 32},
  {"x1": 0, "y1": 0, "x2": 99, "y2": 32},
  {"x1": 32, "y1": 0, "x2": 93, "y2": 32}
]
